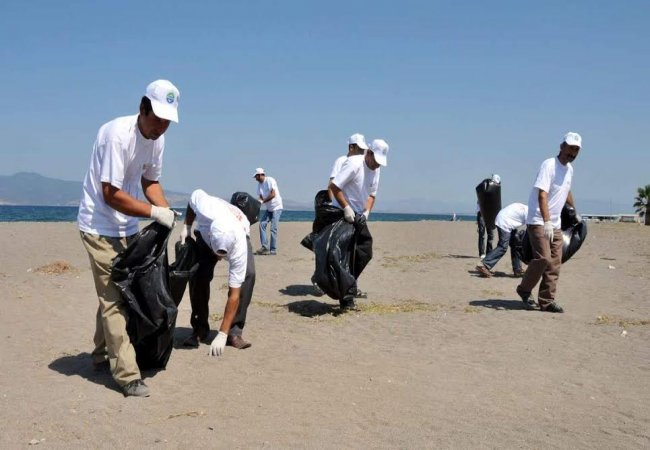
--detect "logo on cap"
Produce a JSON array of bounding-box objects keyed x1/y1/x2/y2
[{"x1": 166, "y1": 92, "x2": 175, "y2": 104}]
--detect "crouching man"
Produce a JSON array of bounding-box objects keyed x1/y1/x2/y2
[{"x1": 181, "y1": 189, "x2": 255, "y2": 354}]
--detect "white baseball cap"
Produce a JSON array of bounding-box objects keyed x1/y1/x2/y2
[
  {"x1": 145, "y1": 80, "x2": 180, "y2": 123},
  {"x1": 369, "y1": 139, "x2": 389, "y2": 166},
  {"x1": 491, "y1": 174, "x2": 501, "y2": 184},
  {"x1": 347, "y1": 133, "x2": 369, "y2": 150},
  {"x1": 209, "y1": 223, "x2": 237, "y2": 257},
  {"x1": 253, "y1": 167, "x2": 265, "y2": 178},
  {"x1": 564, "y1": 132, "x2": 582, "y2": 147}
]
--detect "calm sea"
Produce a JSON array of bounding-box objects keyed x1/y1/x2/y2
[{"x1": 0, "y1": 205, "x2": 474, "y2": 223}]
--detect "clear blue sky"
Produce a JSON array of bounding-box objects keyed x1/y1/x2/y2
[{"x1": 1, "y1": 0, "x2": 648, "y2": 213}]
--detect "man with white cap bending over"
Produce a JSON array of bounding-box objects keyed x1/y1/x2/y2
[
  {"x1": 253, "y1": 168, "x2": 283, "y2": 255},
  {"x1": 329, "y1": 138, "x2": 389, "y2": 310},
  {"x1": 181, "y1": 189, "x2": 256, "y2": 353},
  {"x1": 516, "y1": 132, "x2": 582, "y2": 313},
  {"x1": 78, "y1": 79, "x2": 180, "y2": 397}
]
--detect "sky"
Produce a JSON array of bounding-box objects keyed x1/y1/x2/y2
[{"x1": 1, "y1": 0, "x2": 648, "y2": 213}]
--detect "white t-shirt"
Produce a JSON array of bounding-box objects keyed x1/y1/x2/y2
[
  {"x1": 526, "y1": 157, "x2": 573, "y2": 228},
  {"x1": 78, "y1": 115, "x2": 164, "y2": 237},
  {"x1": 189, "y1": 189, "x2": 250, "y2": 288},
  {"x1": 495, "y1": 202, "x2": 528, "y2": 232},
  {"x1": 331, "y1": 155, "x2": 380, "y2": 213},
  {"x1": 257, "y1": 176, "x2": 283, "y2": 211},
  {"x1": 329, "y1": 155, "x2": 347, "y2": 179}
]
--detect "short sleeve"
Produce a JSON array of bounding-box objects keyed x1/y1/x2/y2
[
  {"x1": 533, "y1": 160, "x2": 553, "y2": 194},
  {"x1": 99, "y1": 140, "x2": 127, "y2": 189},
  {"x1": 227, "y1": 242, "x2": 247, "y2": 288},
  {"x1": 369, "y1": 169, "x2": 380, "y2": 196},
  {"x1": 332, "y1": 159, "x2": 356, "y2": 190}
]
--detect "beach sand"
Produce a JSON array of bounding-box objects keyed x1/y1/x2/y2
[{"x1": 0, "y1": 220, "x2": 648, "y2": 448}]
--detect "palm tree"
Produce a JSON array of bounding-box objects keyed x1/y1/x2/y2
[{"x1": 634, "y1": 184, "x2": 650, "y2": 225}]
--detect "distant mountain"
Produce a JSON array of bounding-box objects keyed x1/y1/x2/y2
[{"x1": 0, "y1": 172, "x2": 190, "y2": 207}]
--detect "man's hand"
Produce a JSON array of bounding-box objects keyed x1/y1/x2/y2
[
  {"x1": 343, "y1": 205, "x2": 355, "y2": 223},
  {"x1": 543, "y1": 221, "x2": 554, "y2": 242},
  {"x1": 150, "y1": 206, "x2": 176, "y2": 229},
  {"x1": 179, "y1": 224, "x2": 191, "y2": 244},
  {"x1": 362, "y1": 210, "x2": 370, "y2": 220},
  {"x1": 208, "y1": 331, "x2": 228, "y2": 357}
]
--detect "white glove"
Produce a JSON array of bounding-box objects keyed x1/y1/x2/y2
[
  {"x1": 543, "y1": 221, "x2": 554, "y2": 243},
  {"x1": 343, "y1": 205, "x2": 355, "y2": 223},
  {"x1": 179, "y1": 224, "x2": 191, "y2": 244},
  {"x1": 208, "y1": 331, "x2": 228, "y2": 357},
  {"x1": 362, "y1": 210, "x2": 370, "y2": 220},
  {"x1": 150, "y1": 205, "x2": 176, "y2": 229},
  {"x1": 575, "y1": 213, "x2": 582, "y2": 223}
]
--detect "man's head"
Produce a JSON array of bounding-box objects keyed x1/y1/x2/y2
[
  {"x1": 558, "y1": 132, "x2": 581, "y2": 165},
  {"x1": 347, "y1": 133, "x2": 369, "y2": 156},
  {"x1": 365, "y1": 139, "x2": 389, "y2": 170},
  {"x1": 138, "y1": 80, "x2": 180, "y2": 140},
  {"x1": 209, "y1": 226, "x2": 237, "y2": 261},
  {"x1": 253, "y1": 167, "x2": 266, "y2": 183}
]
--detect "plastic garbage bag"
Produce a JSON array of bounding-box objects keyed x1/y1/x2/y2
[
  {"x1": 169, "y1": 236, "x2": 198, "y2": 306},
  {"x1": 231, "y1": 191, "x2": 260, "y2": 225},
  {"x1": 476, "y1": 178, "x2": 502, "y2": 230}
]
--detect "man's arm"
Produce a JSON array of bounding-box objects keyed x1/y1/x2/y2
[
  {"x1": 141, "y1": 177, "x2": 169, "y2": 207},
  {"x1": 538, "y1": 189, "x2": 550, "y2": 222},
  {"x1": 261, "y1": 189, "x2": 276, "y2": 204},
  {"x1": 330, "y1": 183, "x2": 348, "y2": 208},
  {"x1": 219, "y1": 287, "x2": 241, "y2": 334},
  {"x1": 102, "y1": 182, "x2": 155, "y2": 218},
  {"x1": 364, "y1": 195, "x2": 376, "y2": 214},
  {"x1": 565, "y1": 191, "x2": 575, "y2": 208}
]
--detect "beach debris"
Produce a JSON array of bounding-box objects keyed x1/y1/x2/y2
[
  {"x1": 167, "y1": 410, "x2": 204, "y2": 419},
  {"x1": 620, "y1": 330, "x2": 628, "y2": 337},
  {"x1": 34, "y1": 261, "x2": 75, "y2": 275},
  {"x1": 608, "y1": 265, "x2": 616, "y2": 270},
  {"x1": 28, "y1": 439, "x2": 44, "y2": 445}
]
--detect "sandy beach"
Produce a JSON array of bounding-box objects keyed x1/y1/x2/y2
[{"x1": 0, "y1": 220, "x2": 649, "y2": 448}]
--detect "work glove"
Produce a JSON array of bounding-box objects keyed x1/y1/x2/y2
[
  {"x1": 208, "y1": 331, "x2": 228, "y2": 357},
  {"x1": 543, "y1": 221, "x2": 554, "y2": 243},
  {"x1": 362, "y1": 210, "x2": 370, "y2": 220},
  {"x1": 343, "y1": 205, "x2": 355, "y2": 223},
  {"x1": 150, "y1": 205, "x2": 176, "y2": 229},
  {"x1": 179, "y1": 224, "x2": 192, "y2": 244}
]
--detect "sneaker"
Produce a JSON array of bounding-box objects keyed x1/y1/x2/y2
[
  {"x1": 339, "y1": 298, "x2": 359, "y2": 312},
  {"x1": 540, "y1": 302, "x2": 564, "y2": 313},
  {"x1": 122, "y1": 379, "x2": 150, "y2": 397},
  {"x1": 353, "y1": 288, "x2": 368, "y2": 299},
  {"x1": 269, "y1": 250, "x2": 277, "y2": 255},
  {"x1": 516, "y1": 286, "x2": 537, "y2": 310},
  {"x1": 475, "y1": 265, "x2": 492, "y2": 278},
  {"x1": 255, "y1": 248, "x2": 270, "y2": 255},
  {"x1": 513, "y1": 269, "x2": 525, "y2": 278},
  {"x1": 182, "y1": 333, "x2": 208, "y2": 348}
]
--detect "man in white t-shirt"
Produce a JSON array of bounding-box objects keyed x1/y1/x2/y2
[
  {"x1": 476, "y1": 202, "x2": 528, "y2": 277},
  {"x1": 327, "y1": 133, "x2": 369, "y2": 200},
  {"x1": 516, "y1": 132, "x2": 582, "y2": 313},
  {"x1": 253, "y1": 168, "x2": 283, "y2": 255},
  {"x1": 330, "y1": 138, "x2": 389, "y2": 310},
  {"x1": 180, "y1": 189, "x2": 256, "y2": 354},
  {"x1": 77, "y1": 80, "x2": 180, "y2": 397}
]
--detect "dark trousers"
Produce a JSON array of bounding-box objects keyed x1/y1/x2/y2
[
  {"x1": 477, "y1": 212, "x2": 494, "y2": 256},
  {"x1": 188, "y1": 232, "x2": 256, "y2": 338},
  {"x1": 481, "y1": 226, "x2": 522, "y2": 272}
]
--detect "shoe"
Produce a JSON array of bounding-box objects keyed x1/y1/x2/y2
[
  {"x1": 255, "y1": 248, "x2": 270, "y2": 255},
  {"x1": 226, "y1": 335, "x2": 252, "y2": 349},
  {"x1": 353, "y1": 288, "x2": 368, "y2": 299},
  {"x1": 269, "y1": 250, "x2": 277, "y2": 255},
  {"x1": 540, "y1": 302, "x2": 564, "y2": 313},
  {"x1": 475, "y1": 265, "x2": 492, "y2": 278},
  {"x1": 513, "y1": 269, "x2": 525, "y2": 278},
  {"x1": 516, "y1": 286, "x2": 537, "y2": 310},
  {"x1": 339, "y1": 298, "x2": 359, "y2": 312},
  {"x1": 122, "y1": 379, "x2": 150, "y2": 397},
  {"x1": 182, "y1": 333, "x2": 206, "y2": 348}
]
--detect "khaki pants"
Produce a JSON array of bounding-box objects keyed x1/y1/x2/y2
[
  {"x1": 80, "y1": 231, "x2": 140, "y2": 386},
  {"x1": 518, "y1": 225, "x2": 563, "y2": 307}
]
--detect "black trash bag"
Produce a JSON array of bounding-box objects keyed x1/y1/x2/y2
[
  {"x1": 476, "y1": 178, "x2": 501, "y2": 230},
  {"x1": 301, "y1": 190, "x2": 342, "y2": 251},
  {"x1": 312, "y1": 217, "x2": 373, "y2": 301},
  {"x1": 230, "y1": 192, "x2": 260, "y2": 225},
  {"x1": 512, "y1": 205, "x2": 588, "y2": 265},
  {"x1": 111, "y1": 222, "x2": 177, "y2": 370},
  {"x1": 169, "y1": 236, "x2": 198, "y2": 306}
]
